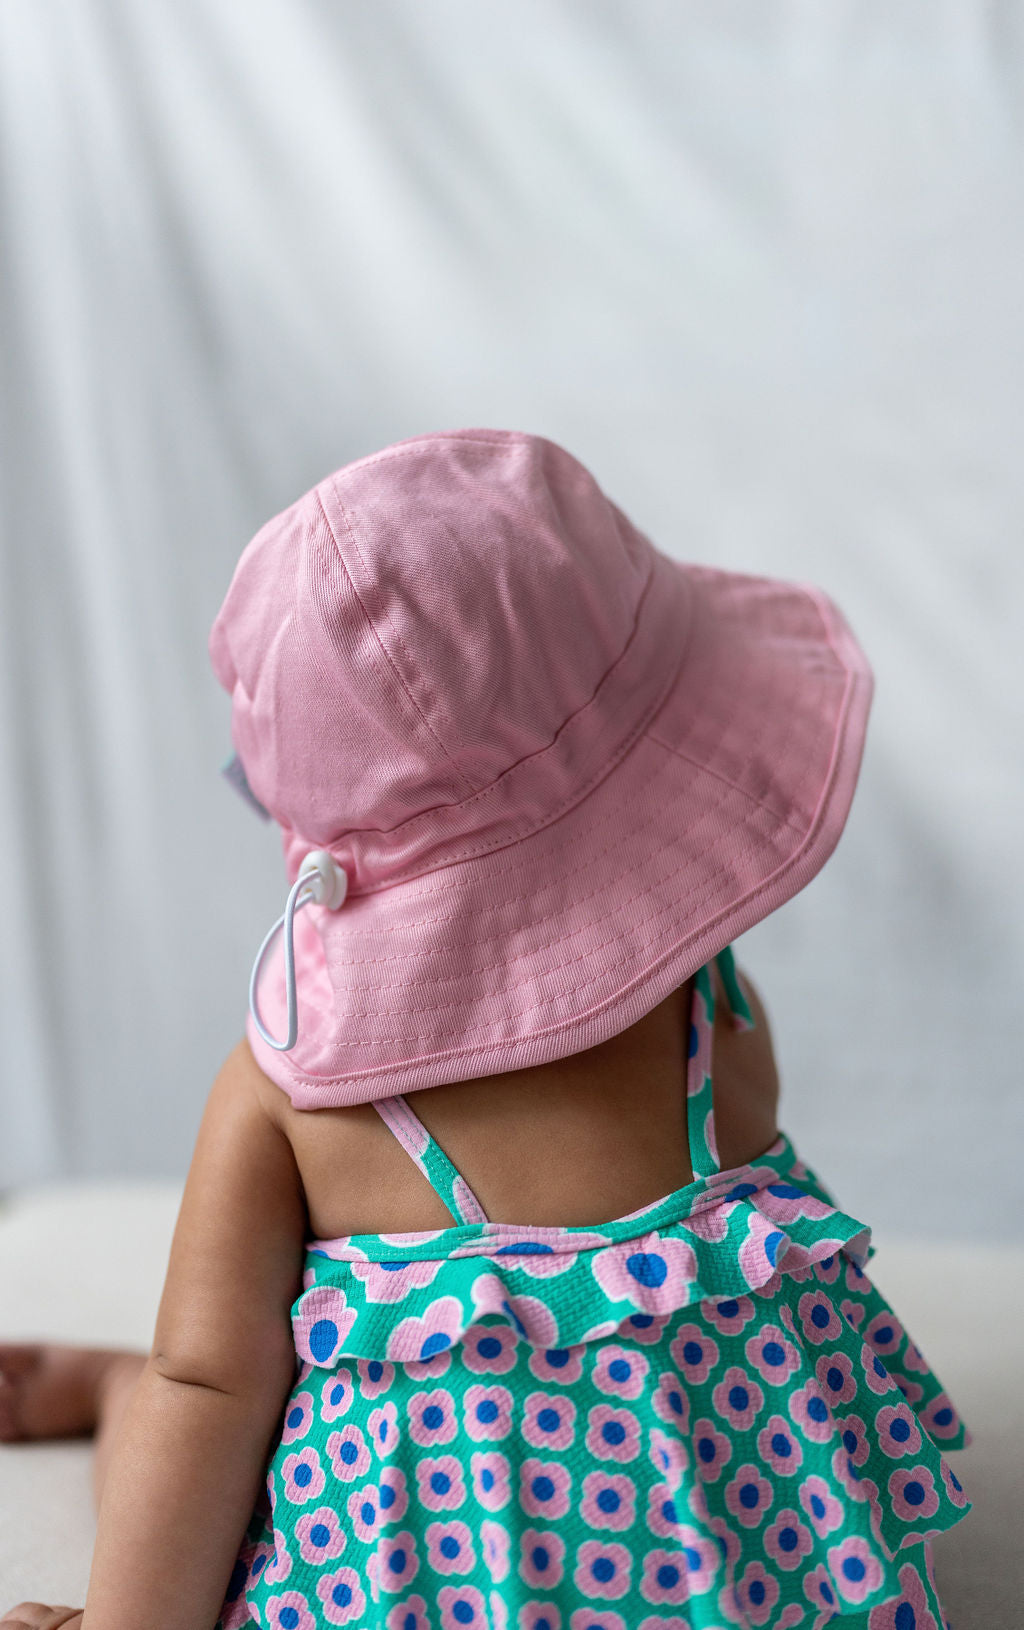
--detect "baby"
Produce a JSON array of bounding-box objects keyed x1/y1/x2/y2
[{"x1": 1, "y1": 431, "x2": 970, "y2": 1630}]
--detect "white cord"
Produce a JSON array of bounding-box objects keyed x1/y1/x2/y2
[{"x1": 248, "y1": 851, "x2": 348, "y2": 1051}]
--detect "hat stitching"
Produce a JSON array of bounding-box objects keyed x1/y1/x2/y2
[
  {"x1": 310, "y1": 804, "x2": 771, "y2": 1022},
  {"x1": 304, "y1": 752, "x2": 786, "y2": 976},
  {"x1": 315, "y1": 490, "x2": 479, "y2": 800},
  {"x1": 263, "y1": 664, "x2": 865, "y2": 1062},
  {"x1": 297, "y1": 514, "x2": 676, "y2": 884}
]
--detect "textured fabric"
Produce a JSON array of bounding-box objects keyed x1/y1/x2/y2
[
  {"x1": 209, "y1": 429, "x2": 874, "y2": 1109},
  {"x1": 216, "y1": 948, "x2": 970, "y2": 1629}
]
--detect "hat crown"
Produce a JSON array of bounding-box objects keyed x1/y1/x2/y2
[{"x1": 210, "y1": 430, "x2": 686, "y2": 891}]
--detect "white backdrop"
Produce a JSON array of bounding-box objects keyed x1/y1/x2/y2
[{"x1": 0, "y1": 0, "x2": 1020, "y2": 1242}]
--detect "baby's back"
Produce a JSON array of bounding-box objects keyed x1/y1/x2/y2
[{"x1": 252, "y1": 962, "x2": 780, "y2": 1239}]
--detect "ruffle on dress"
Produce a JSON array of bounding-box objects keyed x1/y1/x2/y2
[{"x1": 273, "y1": 1135, "x2": 970, "y2": 1627}]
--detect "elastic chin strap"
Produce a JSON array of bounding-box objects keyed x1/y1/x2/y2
[{"x1": 249, "y1": 849, "x2": 349, "y2": 1052}]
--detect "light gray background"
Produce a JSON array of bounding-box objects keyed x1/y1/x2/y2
[{"x1": 1, "y1": 0, "x2": 1021, "y2": 1242}]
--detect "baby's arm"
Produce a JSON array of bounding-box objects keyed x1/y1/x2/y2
[{"x1": 80, "y1": 1044, "x2": 307, "y2": 1630}]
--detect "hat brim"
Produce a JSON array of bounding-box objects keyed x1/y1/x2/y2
[{"x1": 247, "y1": 560, "x2": 872, "y2": 1107}]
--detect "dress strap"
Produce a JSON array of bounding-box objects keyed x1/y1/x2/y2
[
  {"x1": 373, "y1": 1097, "x2": 490, "y2": 1226},
  {"x1": 685, "y1": 945, "x2": 756, "y2": 1178}
]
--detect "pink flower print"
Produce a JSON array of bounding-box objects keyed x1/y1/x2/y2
[
  {"x1": 518, "y1": 1527, "x2": 566, "y2": 1589},
  {"x1": 592, "y1": 1343, "x2": 649, "y2": 1400},
  {"x1": 386, "y1": 1596, "x2": 430, "y2": 1630},
  {"x1": 490, "y1": 1592, "x2": 510, "y2": 1630},
  {"x1": 840, "y1": 1296, "x2": 866, "y2": 1331},
  {"x1": 519, "y1": 1457, "x2": 572, "y2": 1519},
  {"x1": 902, "y1": 1338, "x2": 931, "y2": 1375},
  {"x1": 295, "y1": 1505, "x2": 346, "y2": 1564},
  {"x1": 707, "y1": 1512, "x2": 742, "y2": 1574},
  {"x1": 469, "y1": 1274, "x2": 560, "y2": 1345},
  {"x1": 408, "y1": 1387, "x2": 457, "y2": 1446},
  {"x1": 735, "y1": 1561, "x2": 780, "y2": 1625},
  {"x1": 426, "y1": 1519, "x2": 476, "y2": 1576},
  {"x1": 920, "y1": 1390, "x2": 962, "y2": 1441},
  {"x1": 263, "y1": 1526, "x2": 292, "y2": 1585},
  {"x1": 803, "y1": 1563, "x2": 841, "y2": 1629},
  {"x1": 825, "y1": 1535, "x2": 884, "y2": 1605},
  {"x1": 799, "y1": 1473, "x2": 845, "y2": 1536},
  {"x1": 700, "y1": 1294, "x2": 756, "y2": 1336},
  {"x1": 757, "y1": 1414, "x2": 804, "y2": 1476},
  {"x1": 648, "y1": 1426, "x2": 690, "y2": 1491},
  {"x1": 738, "y1": 1211, "x2": 791, "y2": 1287},
  {"x1": 669, "y1": 1323, "x2": 720, "y2": 1385},
  {"x1": 620, "y1": 1311, "x2": 670, "y2": 1345},
  {"x1": 788, "y1": 1379, "x2": 835, "y2": 1444},
  {"x1": 712, "y1": 1365, "x2": 764, "y2": 1431},
  {"x1": 889, "y1": 1464, "x2": 940, "y2": 1522},
  {"x1": 462, "y1": 1323, "x2": 520, "y2": 1375},
  {"x1": 350, "y1": 1256, "x2": 443, "y2": 1303},
  {"x1": 745, "y1": 1324, "x2": 800, "y2": 1387},
  {"x1": 529, "y1": 1346, "x2": 585, "y2": 1384},
  {"x1": 875, "y1": 1402, "x2": 922, "y2": 1459},
  {"x1": 379, "y1": 1464, "x2": 409, "y2": 1523},
  {"x1": 321, "y1": 1368, "x2": 355, "y2": 1421},
  {"x1": 368, "y1": 1399, "x2": 400, "y2": 1459},
  {"x1": 798, "y1": 1290, "x2": 843, "y2": 1346},
  {"x1": 813, "y1": 1252, "x2": 842, "y2": 1286},
  {"x1": 867, "y1": 1561, "x2": 940, "y2": 1630},
  {"x1": 586, "y1": 1403, "x2": 640, "y2": 1463},
  {"x1": 325, "y1": 1424, "x2": 370, "y2": 1483},
  {"x1": 376, "y1": 1529, "x2": 420, "y2": 1594},
  {"x1": 316, "y1": 1567, "x2": 366, "y2": 1625},
  {"x1": 861, "y1": 1342, "x2": 900, "y2": 1398},
  {"x1": 488, "y1": 1235, "x2": 579, "y2": 1278},
  {"x1": 837, "y1": 1412, "x2": 870, "y2": 1467},
  {"x1": 691, "y1": 1417, "x2": 733, "y2": 1483},
  {"x1": 282, "y1": 1446, "x2": 326, "y2": 1504},
  {"x1": 471, "y1": 1449, "x2": 511, "y2": 1511},
  {"x1": 416, "y1": 1454, "x2": 466, "y2": 1512},
  {"x1": 831, "y1": 1443, "x2": 878, "y2": 1505},
  {"x1": 388, "y1": 1296, "x2": 464, "y2": 1363},
  {"x1": 293, "y1": 1286, "x2": 356, "y2": 1369},
  {"x1": 405, "y1": 1348, "x2": 453, "y2": 1380},
  {"x1": 347, "y1": 1483, "x2": 382, "y2": 1544},
  {"x1": 281, "y1": 1390, "x2": 315, "y2": 1446},
  {"x1": 574, "y1": 1539, "x2": 632, "y2": 1600},
  {"x1": 523, "y1": 1390, "x2": 577, "y2": 1451},
  {"x1": 756, "y1": 1180, "x2": 833, "y2": 1225},
  {"x1": 519, "y1": 1604, "x2": 562, "y2": 1630},
  {"x1": 845, "y1": 1257, "x2": 869, "y2": 1293},
  {"x1": 265, "y1": 1590, "x2": 316, "y2": 1630},
  {"x1": 864, "y1": 1309, "x2": 904, "y2": 1359},
  {"x1": 939, "y1": 1456, "x2": 969, "y2": 1509},
  {"x1": 356, "y1": 1358, "x2": 394, "y2": 1398},
  {"x1": 763, "y1": 1506, "x2": 813, "y2": 1571},
  {"x1": 650, "y1": 1529, "x2": 720, "y2": 1602},
  {"x1": 568, "y1": 1615, "x2": 625, "y2": 1630},
  {"x1": 652, "y1": 1370, "x2": 691, "y2": 1433},
  {"x1": 724, "y1": 1463, "x2": 774, "y2": 1528},
  {"x1": 465, "y1": 1383, "x2": 514, "y2": 1442},
  {"x1": 582, "y1": 1470, "x2": 637, "y2": 1532},
  {"x1": 680, "y1": 1203, "x2": 730, "y2": 1244},
  {"x1": 438, "y1": 1584, "x2": 489, "y2": 1630},
  {"x1": 591, "y1": 1233, "x2": 698, "y2": 1315},
  {"x1": 644, "y1": 1482, "x2": 685, "y2": 1539},
  {"x1": 481, "y1": 1518, "x2": 511, "y2": 1582},
  {"x1": 892, "y1": 1374, "x2": 925, "y2": 1408},
  {"x1": 815, "y1": 1350, "x2": 858, "y2": 1406}
]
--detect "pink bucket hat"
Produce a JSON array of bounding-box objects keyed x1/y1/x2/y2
[{"x1": 210, "y1": 428, "x2": 873, "y2": 1109}]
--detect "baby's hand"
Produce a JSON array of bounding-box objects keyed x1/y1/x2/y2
[{"x1": 0, "y1": 1606, "x2": 83, "y2": 1629}]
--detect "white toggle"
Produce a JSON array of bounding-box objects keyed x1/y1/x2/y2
[
  {"x1": 298, "y1": 848, "x2": 349, "y2": 910},
  {"x1": 249, "y1": 850, "x2": 349, "y2": 1052}
]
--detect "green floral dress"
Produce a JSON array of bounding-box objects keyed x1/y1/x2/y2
[{"x1": 217, "y1": 947, "x2": 970, "y2": 1630}]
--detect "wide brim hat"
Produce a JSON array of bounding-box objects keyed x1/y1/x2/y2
[{"x1": 210, "y1": 429, "x2": 873, "y2": 1109}]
